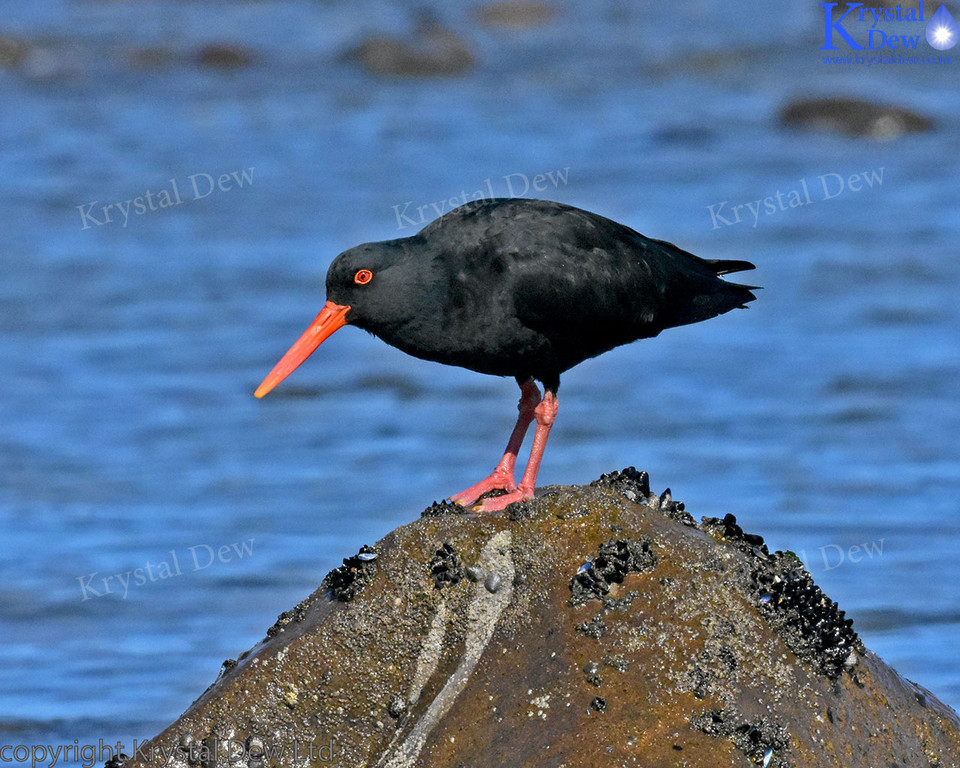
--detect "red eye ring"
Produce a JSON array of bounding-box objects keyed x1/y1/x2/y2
[{"x1": 354, "y1": 269, "x2": 373, "y2": 285}]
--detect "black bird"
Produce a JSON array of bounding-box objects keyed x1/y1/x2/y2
[{"x1": 255, "y1": 198, "x2": 757, "y2": 511}]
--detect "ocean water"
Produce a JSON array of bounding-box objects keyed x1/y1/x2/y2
[{"x1": 1, "y1": 0, "x2": 958, "y2": 762}]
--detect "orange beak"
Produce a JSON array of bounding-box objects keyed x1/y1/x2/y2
[{"x1": 254, "y1": 301, "x2": 351, "y2": 398}]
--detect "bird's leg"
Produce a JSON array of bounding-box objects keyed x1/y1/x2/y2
[
  {"x1": 450, "y1": 379, "x2": 541, "y2": 506},
  {"x1": 475, "y1": 390, "x2": 558, "y2": 513}
]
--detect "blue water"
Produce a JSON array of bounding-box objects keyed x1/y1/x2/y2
[{"x1": 1, "y1": 0, "x2": 958, "y2": 762}]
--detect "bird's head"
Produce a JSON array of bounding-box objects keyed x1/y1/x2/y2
[{"x1": 254, "y1": 239, "x2": 416, "y2": 398}]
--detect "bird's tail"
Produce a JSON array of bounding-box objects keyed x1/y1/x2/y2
[
  {"x1": 647, "y1": 238, "x2": 760, "y2": 313},
  {"x1": 705, "y1": 258, "x2": 761, "y2": 306},
  {"x1": 704, "y1": 258, "x2": 756, "y2": 276}
]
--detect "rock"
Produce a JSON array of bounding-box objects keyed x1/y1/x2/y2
[
  {"x1": 120, "y1": 469, "x2": 960, "y2": 768},
  {"x1": 0, "y1": 37, "x2": 80, "y2": 81},
  {"x1": 193, "y1": 43, "x2": 255, "y2": 70},
  {"x1": 128, "y1": 47, "x2": 176, "y2": 70},
  {"x1": 349, "y1": 16, "x2": 474, "y2": 76},
  {"x1": 780, "y1": 96, "x2": 934, "y2": 139},
  {"x1": 0, "y1": 36, "x2": 29, "y2": 68},
  {"x1": 128, "y1": 44, "x2": 254, "y2": 71},
  {"x1": 473, "y1": 1, "x2": 557, "y2": 29}
]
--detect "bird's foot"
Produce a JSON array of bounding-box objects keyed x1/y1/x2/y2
[
  {"x1": 449, "y1": 468, "x2": 516, "y2": 506},
  {"x1": 472, "y1": 486, "x2": 534, "y2": 513}
]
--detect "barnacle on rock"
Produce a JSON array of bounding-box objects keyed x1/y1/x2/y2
[
  {"x1": 593, "y1": 467, "x2": 694, "y2": 525},
  {"x1": 692, "y1": 708, "x2": 790, "y2": 766},
  {"x1": 752, "y1": 552, "x2": 863, "y2": 678},
  {"x1": 266, "y1": 595, "x2": 313, "y2": 638},
  {"x1": 429, "y1": 542, "x2": 464, "y2": 589},
  {"x1": 422, "y1": 500, "x2": 470, "y2": 518},
  {"x1": 702, "y1": 513, "x2": 862, "y2": 679},
  {"x1": 576, "y1": 615, "x2": 609, "y2": 638},
  {"x1": 320, "y1": 545, "x2": 379, "y2": 603},
  {"x1": 569, "y1": 538, "x2": 656, "y2": 606},
  {"x1": 702, "y1": 512, "x2": 770, "y2": 557},
  {"x1": 591, "y1": 466, "x2": 650, "y2": 500}
]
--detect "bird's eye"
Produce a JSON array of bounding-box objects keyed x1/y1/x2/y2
[{"x1": 354, "y1": 269, "x2": 373, "y2": 285}]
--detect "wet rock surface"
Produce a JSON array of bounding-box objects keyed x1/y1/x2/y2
[{"x1": 120, "y1": 470, "x2": 960, "y2": 768}]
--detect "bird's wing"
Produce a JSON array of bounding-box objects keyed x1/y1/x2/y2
[{"x1": 511, "y1": 226, "x2": 755, "y2": 352}]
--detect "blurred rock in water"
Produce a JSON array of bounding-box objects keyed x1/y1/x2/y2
[
  {"x1": 0, "y1": 36, "x2": 29, "y2": 67},
  {"x1": 473, "y1": 1, "x2": 557, "y2": 29},
  {"x1": 349, "y1": 15, "x2": 474, "y2": 76},
  {"x1": 193, "y1": 43, "x2": 255, "y2": 70},
  {"x1": 780, "y1": 96, "x2": 934, "y2": 140},
  {"x1": 128, "y1": 46, "x2": 176, "y2": 70}
]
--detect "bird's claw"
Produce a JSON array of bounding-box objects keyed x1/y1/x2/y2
[{"x1": 449, "y1": 469, "x2": 516, "y2": 506}]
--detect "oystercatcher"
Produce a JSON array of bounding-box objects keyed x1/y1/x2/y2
[{"x1": 255, "y1": 198, "x2": 757, "y2": 512}]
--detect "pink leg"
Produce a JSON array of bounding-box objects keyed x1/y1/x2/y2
[
  {"x1": 450, "y1": 379, "x2": 541, "y2": 505},
  {"x1": 475, "y1": 390, "x2": 558, "y2": 513}
]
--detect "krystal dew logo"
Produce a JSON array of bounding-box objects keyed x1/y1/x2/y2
[{"x1": 820, "y1": 2, "x2": 959, "y2": 51}]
